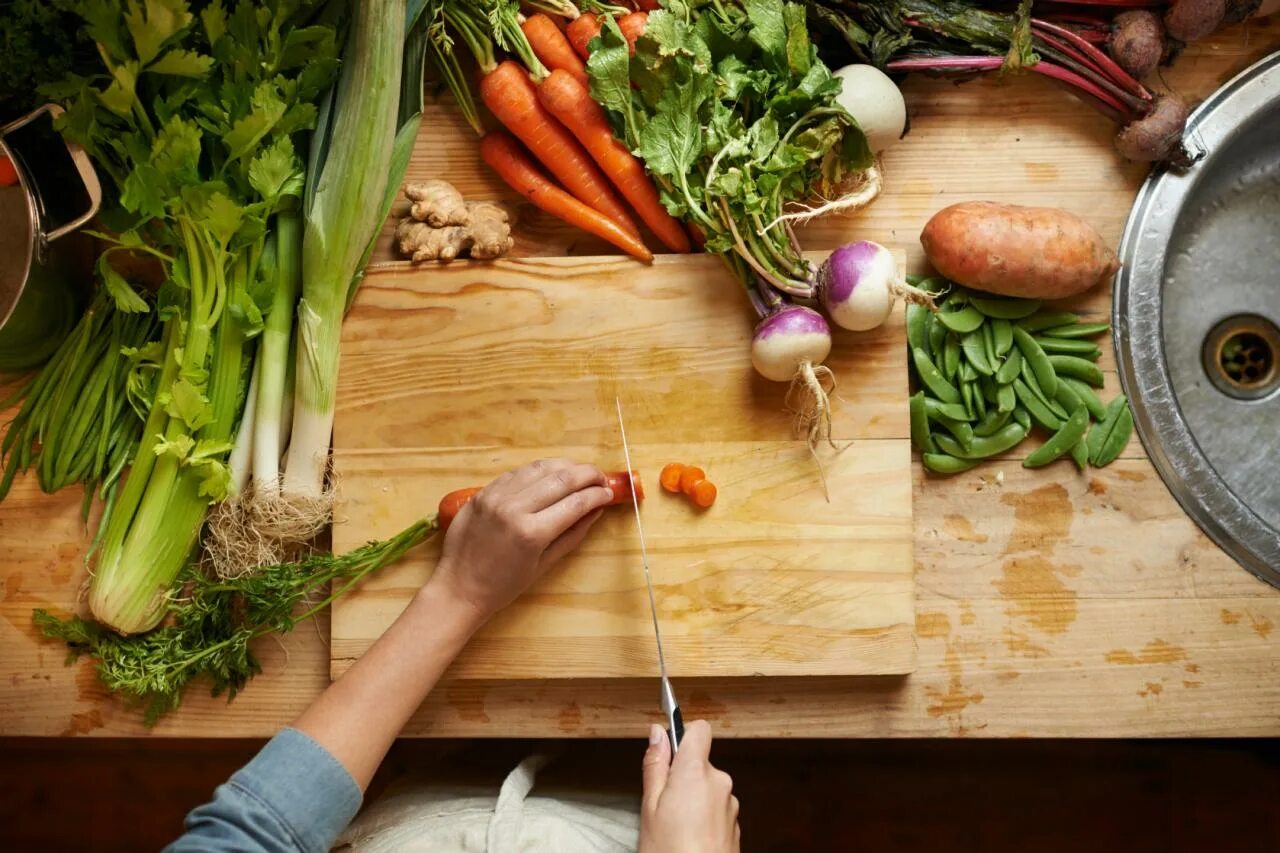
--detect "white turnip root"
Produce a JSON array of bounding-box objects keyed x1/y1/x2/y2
[
  {"x1": 817, "y1": 240, "x2": 932, "y2": 332},
  {"x1": 1109, "y1": 11, "x2": 1166, "y2": 79},
  {"x1": 832, "y1": 65, "x2": 907, "y2": 155},
  {"x1": 751, "y1": 304, "x2": 839, "y2": 465}
]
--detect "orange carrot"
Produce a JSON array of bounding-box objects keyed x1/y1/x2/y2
[
  {"x1": 618, "y1": 11, "x2": 647, "y2": 53},
  {"x1": 521, "y1": 13, "x2": 589, "y2": 88},
  {"x1": 438, "y1": 487, "x2": 483, "y2": 532},
  {"x1": 660, "y1": 463, "x2": 685, "y2": 493},
  {"x1": 606, "y1": 470, "x2": 645, "y2": 504},
  {"x1": 567, "y1": 12, "x2": 601, "y2": 61},
  {"x1": 438, "y1": 471, "x2": 643, "y2": 532},
  {"x1": 480, "y1": 131, "x2": 653, "y2": 262},
  {"x1": 691, "y1": 480, "x2": 717, "y2": 509},
  {"x1": 537, "y1": 70, "x2": 692, "y2": 253},
  {"x1": 679, "y1": 466, "x2": 705, "y2": 496},
  {"x1": 479, "y1": 61, "x2": 640, "y2": 237}
]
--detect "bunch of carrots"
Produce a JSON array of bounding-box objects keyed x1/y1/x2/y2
[{"x1": 435, "y1": 1, "x2": 688, "y2": 262}]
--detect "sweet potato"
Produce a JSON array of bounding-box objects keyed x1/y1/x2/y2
[{"x1": 920, "y1": 202, "x2": 1120, "y2": 299}]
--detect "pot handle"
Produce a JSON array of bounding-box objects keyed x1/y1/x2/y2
[{"x1": 0, "y1": 104, "x2": 103, "y2": 247}]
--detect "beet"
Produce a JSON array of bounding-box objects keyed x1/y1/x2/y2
[
  {"x1": 1224, "y1": 0, "x2": 1261, "y2": 23},
  {"x1": 1109, "y1": 11, "x2": 1166, "y2": 79},
  {"x1": 1115, "y1": 94, "x2": 1191, "y2": 163},
  {"x1": 1164, "y1": 0, "x2": 1227, "y2": 43}
]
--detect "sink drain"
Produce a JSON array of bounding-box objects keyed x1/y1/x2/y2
[{"x1": 1202, "y1": 315, "x2": 1280, "y2": 400}]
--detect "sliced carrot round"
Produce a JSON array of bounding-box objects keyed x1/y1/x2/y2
[
  {"x1": 691, "y1": 479, "x2": 717, "y2": 509},
  {"x1": 659, "y1": 463, "x2": 685, "y2": 493},
  {"x1": 679, "y1": 466, "x2": 705, "y2": 496}
]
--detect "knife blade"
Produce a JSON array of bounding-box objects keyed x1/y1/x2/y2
[{"x1": 615, "y1": 396, "x2": 683, "y2": 752}]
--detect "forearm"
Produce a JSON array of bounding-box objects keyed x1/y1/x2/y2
[{"x1": 293, "y1": 581, "x2": 483, "y2": 789}]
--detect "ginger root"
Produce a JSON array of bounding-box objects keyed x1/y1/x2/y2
[
  {"x1": 395, "y1": 191, "x2": 514, "y2": 263},
  {"x1": 404, "y1": 179, "x2": 470, "y2": 227}
]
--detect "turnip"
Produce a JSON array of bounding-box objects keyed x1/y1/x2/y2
[
  {"x1": 832, "y1": 64, "x2": 907, "y2": 155},
  {"x1": 817, "y1": 240, "x2": 922, "y2": 332},
  {"x1": 749, "y1": 300, "x2": 838, "y2": 463}
]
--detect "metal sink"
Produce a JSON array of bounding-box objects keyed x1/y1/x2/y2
[{"x1": 1115, "y1": 51, "x2": 1280, "y2": 584}]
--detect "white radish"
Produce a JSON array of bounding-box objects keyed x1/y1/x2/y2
[{"x1": 833, "y1": 65, "x2": 907, "y2": 155}]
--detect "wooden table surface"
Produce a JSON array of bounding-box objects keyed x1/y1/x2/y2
[{"x1": 2, "y1": 22, "x2": 1278, "y2": 738}]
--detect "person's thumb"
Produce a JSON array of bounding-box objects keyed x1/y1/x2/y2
[{"x1": 641, "y1": 724, "x2": 672, "y2": 810}]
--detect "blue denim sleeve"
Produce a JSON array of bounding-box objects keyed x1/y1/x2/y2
[{"x1": 165, "y1": 727, "x2": 362, "y2": 853}]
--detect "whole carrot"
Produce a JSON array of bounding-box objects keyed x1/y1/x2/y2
[
  {"x1": 521, "y1": 13, "x2": 589, "y2": 88},
  {"x1": 567, "y1": 12, "x2": 601, "y2": 61},
  {"x1": 479, "y1": 61, "x2": 640, "y2": 237},
  {"x1": 480, "y1": 132, "x2": 653, "y2": 262},
  {"x1": 618, "y1": 11, "x2": 647, "y2": 53},
  {"x1": 537, "y1": 69, "x2": 691, "y2": 253}
]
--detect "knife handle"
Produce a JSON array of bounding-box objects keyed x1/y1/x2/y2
[{"x1": 668, "y1": 705, "x2": 684, "y2": 753}]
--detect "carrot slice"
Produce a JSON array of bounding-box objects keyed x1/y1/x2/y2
[
  {"x1": 679, "y1": 466, "x2": 705, "y2": 496},
  {"x1": 659, "y1": 463, "x2": 685, "y2": 493},
  {"x1": 691, "y1": 480, "x2": 717, "y2": 508}
]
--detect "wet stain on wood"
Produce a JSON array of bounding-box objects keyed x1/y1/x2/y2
[
  {"x1": 997, "y1": 669, "x2": 1021, "y2": 681},
  {"x1": 446, "y1": 684, "x2": 490, "y2": 723},
  {"x1": 1104, "y1": 639, "x2": 1189, "y2": 666},
  {"x1": 924, "y1": 645, "x2": 984, "y2": 722},
  {"x1": 1183, "y1": 680, "x2": 1203, "y2": 689},
  {"x1": 558, "y1": 701, "x2": 582, "y2": 732},
  {"x1": 1185, "y1": 663, "x2": 1200, "y2": 674},
  {"x1": 1024, "y1": 162, "x2": 1060, "y2": 183},
  {"x1": 1137, "y1": 681, "x2": 1163, "y2": 698},
  {"x1": 994, "y1": 557, "x2": 1081, "y2": 634},
  {"x1": 1248, "y1": 612, "x2": 1274, "y2": 639},
  {"x1": 1003, "y1": 628, "x2": 1049, "y2": 658},
  {"x1": 1220, "y1": 608, "x2": 1242, "y2": 625},
  {"x1": 959, "y1": 601, "x2": 976, "y2": 626},
  {"x1": 685, "y1": 691, "x2": 729, "y2": 723},
  {"x1": 917, "y1": 611, "x2": 951, "y2": 639},
  {"x1": 59, "y1": 708, "x2": 104, "y2": 737},
  {"x1": 1114, "y1": 469, "x2": 1146, "y2": 482},
  {"x1": 943, "y1": 515, "x2": 988, "y2": 544}
]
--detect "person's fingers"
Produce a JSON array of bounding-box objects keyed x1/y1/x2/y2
[
  {"x1": 641, "y1": 724, "x2": 672, "y2": 812},
  {"x1": 540, "y1": 507, "x2": 605, "y2": 568},
  {"x1": 505, "y1": 458, "x2": 575, "y2": 492},
  {"x1": 519, "y1": 463, "x2": 608, "y2": 512},
  {"x1": 672, "y1": 719, "x2": 713, "y2": 767},
  {"x1": 532, "y1": 483, "x2": 614, "y2": 540},
  {"x1": 729, "y1": 794, "x2": 740, "y2": 818}
]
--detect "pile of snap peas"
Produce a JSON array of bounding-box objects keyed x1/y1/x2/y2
[{"x1": 907, "y1": 277, "x2": 1135, "y2": 475}]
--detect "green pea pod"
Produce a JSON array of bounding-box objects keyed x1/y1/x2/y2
[
  {"x1": 906, "y1": 273, "x2": 926, "y2": 287},
  {"x1": 961, "y1": 378, "x2": 976, "y2": 420},
  {"x1": 1088, "y1": 394, "x2": 1133, "y2": 467},
  {"x1": 973, "y1": 407, "x2": 1012, "y2": 437},
  {"x1": 997, "y1": 383, "x2": 1016, "y2": 414},
  {"x1": 961, "y1": 329, "x2": 994, "y2": 375},
  {"x1": 969, "y1": 294, "x2": 1041, "y2": 319},
  {"x1": 973, "y1": 380, "x2": 988, "y2": 420},
  {"x1": 1053, "y1": 379, "x2": 1085, "y2": 415},
  {"x1": 943, "y1": 335, "x2": 961, "y2": 382},
  {"x1": 1034, "y1": 336, "x2": 1103, "y2": 357},
  {"x1": 1013, "y1": 378, "x2": 1064, "y2": 431},
  {"x1": 1042, "y1": 322, "x2": 1111, "y2": 339},
  {"x1": 919, "y1": 276, "x2": 948, "y2": 294},
  {"x1": 1070, "y1": 436, "x2": 1089, "y2": 471},
  {"x1": 991, "y1": 318, "x2": 1014, "y2": 356},
  {"x1": 1063, "y1": 377, "x2": 1107, "y2": 420},
  {"x1": 982, "y1": 321, "x2": 997, "y2": 366},
  {"x1": 995, "y1": 348, "x2": 1022, "y2": 385},
  {"x1": 923, "y1": 452, "x2": 979, "y2": 475},
  {"x1": 1018, "y1": 311, "x2": 1079, "y2": 332},
  {"x1": 912, "y1": 347, "x2": 962, "y2": 404},
  {"x1": 907, "y1": 304, "x2": 929, "y2": 353},
  {"x1": 925, "y1": 406, "x2": 975, "y2": 449},
  {"x1": 1013, "y1": 326, "x2": 1059, "y2": 399},
  {"x1": 937, "y1": 305, "x2": 985, "y2": 334},
  {"x1": 910, "y1": 391, "x2": 936, "y2": 454},
  {"x1": 927, "y1": 312, "x2": 947, "y2": 356},
  {"x1": 1020, "y1": 355, "x2": 1069, "y2": 418},
  {"x1": 1023, "y1": 406, "x2": 1089, "y2": 468},
  {"x1": 1048, "y1": 354, "x2": 1104, "y2": 388},
  {"x1": 924, "y1": 397, "x2": 970, "y2": 422},
  {"x1": 1011, "y1": 406, "x2": 1031, "y2": 432},
  {"x1": 935, "y1": 422, "x2": 1027, "y2": 460},
  {"x1": 980, "y1": 375, "x2": 999, "y2": 404}
]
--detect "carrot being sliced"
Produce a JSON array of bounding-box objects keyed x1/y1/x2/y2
[
  {"x1": 567, "y1": 12, "x2": 601, "y2": 61},
  {"x1": 479, "y1": 60, "x2": 640, "y2": 237},
  {"x1": 537, "y1": 70, "x2": 691, "y2": 253},
  {"x1": 480, "y1": 131, "x2": 653, "y2": 262},
  {"x1": 618, "y1": 11, "x2": 647, "y2": 54},
  {"x1": 521, "y1": 13, "x2": 590, "y2": 88}
]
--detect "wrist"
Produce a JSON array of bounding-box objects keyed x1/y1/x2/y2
[{"x1": 413, "y1": 571, "x2": 489, "y2": 637}]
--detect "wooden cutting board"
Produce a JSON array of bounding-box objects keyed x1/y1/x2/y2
[{"x1": 330, "y1": 253, "x2": 914, "y2": 680}]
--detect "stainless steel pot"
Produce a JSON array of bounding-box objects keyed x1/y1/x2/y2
[{"x1": 0, "y1": 104, "x2": 101, "y2": 332}]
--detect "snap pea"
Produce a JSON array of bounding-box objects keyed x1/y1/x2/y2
[
  {"x1": 1011, "y1": 406, "x2": 1031, "y2": 432},
  {"x1": 924, "y1": 397, "x2": 970, "y2": 422},
  {"x1": 912, "y1": 347, "x2": 962, "y2": 404},
  {"x1": 1035, "y1": 336, "x2": 1103, "y2": 358},
  {"x1": 1061, "y1": 378, "x2": 1105, "y2": 420},
  {"x1": 1013, "y1": 378, "x2": 1065, "y2": 431},
  {"x1": 906, "y1": 273, "x2": 926, "y2": 286},
  {"x1": 992, "y1": 318, "x2": 1013, "y2": 357},
  {"x1": 943, "y1": 335, "x2": 961, "y2": 382},
  {"x1": 1070, "y1": 437, "x2": 1089, "y2": 471},
  {"x1": 961, "y1": 329, "x2": 994, "y2": 375},
  {"x1": 923, "y1": 452, "x2": 979, "y2": 475},
  {"x1": 961, "y1": 360, "x2": 979, "y2": 384},
  {"x1": 972, "y1": 378, "x2": 988, "y2": 419},
  {"x1": 969, "y1": 294, "x2": 1041, "y2": 319},
  {"x1": 1048, "y1": 354, "x2": 1104, "y2": 388},
  {"x1": 935, "y1": 422, "x2": 1027, "y2": 459},
  {"x1": 1053, "y1": 379, "x2": 1085, "y2": 416},
  {"x1": 937, "y1": 304, "x2": 985, "y2": 334},
  {"x1": 961, "y1": 378, "x2": 976, "y2": 420},
  {"x1": 918, "y1": 276, "x2": 948, "y2": 295},
  {"x1": 1087, "y1": 394, "x2": 1133, "y2": 467},
  {"x1": 927, "y1": 410, "x2": 975, "y2": 449},
  {"x1": 1042, "y1": 322, "x2": 1110, "y2": 339},
  {"x1": 995, "y1": 347, "x2": 1022, "y2": 384},
  {"x1": 907, "y1": 304, "x2": 929, "y2": 353},
  {"x1": 1023, "y1": 406, "x2": 1089, "y2": 468},
  {"x1": 910, "y1": 391, "x2": 935, "y2": 453},
  {"x1": 1012, "y1": 326, "x2": 1059, "y2": 399},
  {"x1": 973, "y1": 407, "x2": 1012, "y2": 437},
  {"x1": 997, "y1": 383, "x2": 1016, "y2": 414},
  {"x1": 927, "y1": 312, "x2": 947, "y2": 356},
  {"x1": 982, "y1": 322, "x2": 997, "y2": 368},
  {"x1": 1018, "y1": 311, "x2": 1079, "y2": 332},
  {"x1": 980, "y1": 375, "x2": 998, "y2": 404},
  {"x1": 921, "y1": 397, "x2": 967, "y2": 420},
  {"x1": 1020, "y1": 355, "x2": 1069, "y2": 418}
]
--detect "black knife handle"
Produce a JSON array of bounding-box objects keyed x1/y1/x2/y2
[{"x1": 669, "y1": 705, "x2": 684, "y2": 753}]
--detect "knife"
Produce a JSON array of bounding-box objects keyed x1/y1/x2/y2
[{"x1": 615, "y1": 396, "x2": 683, "y2": 753}]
